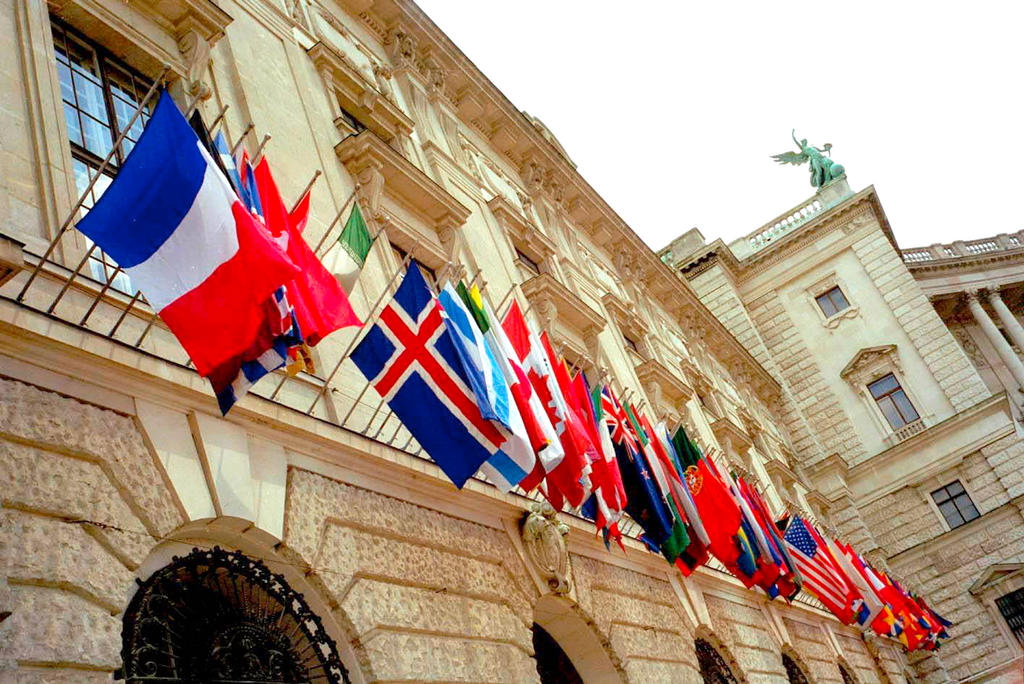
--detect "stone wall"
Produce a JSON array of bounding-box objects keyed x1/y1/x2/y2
[
  {"x1": 850, "y1": 232, "x2": 990, "y2": 413},
  {"x1": 0, "y1": 377, "x2": 184, "y2": 679}
]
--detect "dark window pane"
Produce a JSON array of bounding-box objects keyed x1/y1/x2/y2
[
  {"x1": 829, "y1": 287, "x2": 850, "y2": 311},
  {"x1": 953, "y1": 494, "x2": 979, "y2": 521},
  {"x1": 877, "y1": 396, "x2": 906, "y2": 429},
  {"x1": 869, "y1": 374, "x2": 899, "y2": 398},
  {"x1": 938, "y1": 500, "x2": 964, "y2": 528},
  {"x1": 891, "y1": 390, "x2": 919, "y2": 423},
  {"x1": 816, "y1": 292, "x2": 838, "y2": 317},
  {"x1": 946, "y1": 481, "x2": 965, "y2": 496}
]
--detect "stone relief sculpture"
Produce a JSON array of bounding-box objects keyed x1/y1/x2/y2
[
  {"x1": 772, "y1": 130, "x2": 846, "y2": 188},
  {"x1": 521, "y1": 502, "x2": 572, "y2": 594}
]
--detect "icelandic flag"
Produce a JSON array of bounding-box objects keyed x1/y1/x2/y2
[
  {"x1": 75, "y1": 91, "x2": 299, "y2": 378},
  {"x1": 350, "y1": 264, "x2": 510, "y2": 488},
  {"x1": 438, "y1": 282, "x2": 533, "y2": 491}
]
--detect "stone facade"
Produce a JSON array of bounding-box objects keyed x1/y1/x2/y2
[
  {"x1": 0, "y1": 0, "x2": 1017, "y2": 683},
  {"x1": 666, "y1": 186, "x2": 1024, "y2": 682}
]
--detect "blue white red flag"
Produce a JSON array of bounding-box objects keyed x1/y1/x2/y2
[
  {"x1": 438, "y1": 283, "x2": 534, "y2": 491},
  {"x1": 350, "y1": 264, "x2": 509, "y2": 488},
  {"x1": 235, "y1": 147, "x2": 263, "y2": 218},
  {"x1": 75, "y1": 91, "x2": 298, "y2": 380}
]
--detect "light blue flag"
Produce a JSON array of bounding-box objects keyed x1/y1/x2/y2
[{"x1": 438, "y1": 283, "x2": 533, "y2": 491}]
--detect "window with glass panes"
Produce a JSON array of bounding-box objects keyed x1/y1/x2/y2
[
  {"x1": 815, "y1": 286, "x2": 850, "y2": 317},
  {"x1": 930, "y1": 481, "x2": 980, "y2": 529},
  {"x1": 515, "y1": 248, "x2": 541, "y2": 276},
  {"x1": 995, "y1": 587, "x2": 1024, "y2": 646},
  {"x1": 867, "y1": 373, "x2": 920, "y2": 430},
  {"x1": 52, "y1": 19, "x2": 153, "y2": 294}
]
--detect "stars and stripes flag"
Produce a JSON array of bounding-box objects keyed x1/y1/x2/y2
[{"x1": 784, "y1": 516, "x2": 855, "y2": 623}]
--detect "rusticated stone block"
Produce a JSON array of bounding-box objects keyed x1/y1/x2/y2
[
  {"x1": 0, "y1": 510, "x2": 133, "y2": 613},
  {"x1": 1, "y1": 586, "x2": 119, "y2": 670},
  {"x1": 624, "y1": 658, "x2": 699, "y2": 683},
  {"x1": 0, "y1": 439, "x2": 153, "y2": 566},
  {"x1": 341, "y1": 578, "x2": 532, "y2": 652},
  {"x1": 361, "y1": 632, "x2": 539, "y2": 683},
  {"x1": 0, "y1": 378, "x2": 182, "y2": 536}
]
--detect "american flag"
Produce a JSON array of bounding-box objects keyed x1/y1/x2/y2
[{"x1": 784, "y1": 517, "x2": 853, "y2": 621}]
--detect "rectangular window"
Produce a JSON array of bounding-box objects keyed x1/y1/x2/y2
[
  {"x1": 515, "y1": 248, "x2": 541, "y2": 276},
  {"x1": 52, "y1": 19, "x2": 153, "y2": 294},
  {"x1": 930, "y1": 480, "x2": 980, "y2": 529},
  {"x1": 996, "y1": 587, "x2": 1024, "y2": 646},
  {"x1": 868, "y1": 373, "x2": 920, "y2": 430},
  {"x1": 815, "y1": 285, "x2": 850, "y2": 317},
  {"x1": 623, "y1": 334, "x2": 640, "y2": 354},
  {"x1": 391, "y1": 242, "x2": 437, "y2": 285}
]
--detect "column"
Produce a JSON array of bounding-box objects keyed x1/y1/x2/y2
[
  {"x1": 987, "y1": 287, "x2": 1024, "y2": 354},
  {"x1": 965, "y1": 289, "x2": 1024, "y2": 397}
]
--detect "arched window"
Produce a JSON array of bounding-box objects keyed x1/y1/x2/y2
[
  {"x1": 839, "y1": 663, "x2": 858, "y2": 684},
  {"x1": 533, "y1": 623, "x2": 584, "y2": 684},
  {"x1": 696, "y1": 638, "x2": 738, "y2": 684},
  {"x1": 118, "y1": 546, "x2": 349, "y2": 684},
  {"x1": 783, "y1": 653, "x2": 810, "y2": 684}
]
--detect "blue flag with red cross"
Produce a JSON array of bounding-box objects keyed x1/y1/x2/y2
[{"x1": 350, "y1": 263, "x2": 506, "y2": 488}]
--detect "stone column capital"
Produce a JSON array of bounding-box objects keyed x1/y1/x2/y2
[
  {"x1": 964, "y1": 288, "x2": 983, "y2": 304},
  {"x1": 986, "y1": 285, "x2": 1006, "y2": 302}
]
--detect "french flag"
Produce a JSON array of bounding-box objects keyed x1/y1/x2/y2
[{"x1": 76, "y1": 92, "x2": 299, "y2": 378}]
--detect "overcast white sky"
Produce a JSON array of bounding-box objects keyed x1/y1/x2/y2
[{"x1": 415, "y1": 0, "x2": 1024, "y2": 251}]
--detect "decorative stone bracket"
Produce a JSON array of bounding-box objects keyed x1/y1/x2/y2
[{"x1": 521, "y1": 502, "x2": 571, "y2": 595}]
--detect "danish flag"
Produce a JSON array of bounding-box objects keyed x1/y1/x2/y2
[{"x1": 351, "y1": 263, "x2": 505, "y2": 488}]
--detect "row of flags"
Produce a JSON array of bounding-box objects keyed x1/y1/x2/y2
[{"x1": 72, "y1": 91, "x2": 951, "y2": 653}]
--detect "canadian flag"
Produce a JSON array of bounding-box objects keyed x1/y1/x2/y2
[{"x1": 502, "y1": 300, "x2": 591, "y2": 507}]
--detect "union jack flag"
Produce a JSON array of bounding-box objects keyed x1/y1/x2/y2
[{"x1": 350, "y1": 263, "x2": 506, "y2": 488}]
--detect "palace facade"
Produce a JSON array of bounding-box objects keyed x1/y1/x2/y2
[{"x1": 0, "y1": 1, "x2": 1021, "y2": 683}]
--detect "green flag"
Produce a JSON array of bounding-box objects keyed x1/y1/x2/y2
[
  {"x1": 456, "y1": 282, "x2": 490, "y2": 333},
  {"x1": 332, "y1": 203, "x2": 373, "y2": 293}
]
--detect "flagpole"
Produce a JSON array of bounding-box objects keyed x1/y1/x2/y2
[
  {"x1": 308, "y1": 246, "x2": 413, "y2": 416},
  {"x1": 312, "y1": 184, "x2": 360, "y2": 257},
  {"x1": 15, "y1": 65, "x2": 171, "y2": 303},
  {"x1": 289, "y1": 170, "x2": 322, "y2": 213},
  {"x1": 230, "y1": 123, "x2": 255, "y2": 156},
  {"x1": 208, "y1": 104, "x2": 229, "y2": 132},
  {"x1": 47, "y1": 87, "x2": 212, "y2": 317},
  {"x1": 252, "y1": 134, "x2": 272, "y2": 165}
]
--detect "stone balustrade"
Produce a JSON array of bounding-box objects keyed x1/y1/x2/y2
[{"x1": 901, "y1": 230, "x2": 1024, "y2": 263}]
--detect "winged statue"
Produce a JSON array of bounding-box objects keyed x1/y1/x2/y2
[{"x1": 772, "y1": 130, "x2": 845, "y2": 188}]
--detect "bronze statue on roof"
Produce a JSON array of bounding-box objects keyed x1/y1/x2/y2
[{"x1": 772, "y1": 130, "x2": 846, "y2": 188}]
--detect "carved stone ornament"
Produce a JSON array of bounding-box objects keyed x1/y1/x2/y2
[
  {"x1": 521, "y1": 502, "x2": 572, "y2": 594},
  {"x1": 177, "y1": 29, "x2": 212, "y2": 101},
  {"x1": 385, "y1": 28, "x2": 418, "y2": 71}
]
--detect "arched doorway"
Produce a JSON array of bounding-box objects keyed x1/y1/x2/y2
[
  {"x1": 119, "y1": 546, "x2": 349, "y2": 684},
  {"x1": 695, "y1": 637, "x2": 739, "y2": 684},
  {"x1": 783, "y1": 653, "x2": 811, "y2": 684},
  {"x1": 532, "y1": 594, "x2": 625, "y2": 684},
  {"x1": 534, "y1": 623, "x2": 584, "y2": 684}
]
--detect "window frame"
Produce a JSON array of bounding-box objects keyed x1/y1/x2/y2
[
  {"x1": 815, "y1": 285, "x2": 850, "y2": 318},
  {"x1": 51, "y1": 17, "x2": 155, "y2": 294},
  {"x1": 514, "y1": 248, "x2": 542, "y2": 277},
  {"x1": 867, "y1": 372, "x2": 921, "y2": 431},
  {"x1": 930, "y1": 480, "x2": 980, "y2": 530}
]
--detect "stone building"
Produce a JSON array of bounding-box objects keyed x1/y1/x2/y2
[{"x1": 0, "y1": 1, "x2": 1019, "y2": 684}]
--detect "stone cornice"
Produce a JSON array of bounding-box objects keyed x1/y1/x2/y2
[
  {"x1": 326, "y1": 0, "x2": 780, "y2": 407},
  {"x1": 335, "y1": 129, "x2": 470, "y2": 233},
  {"x1": 308, "y1": 41, "x2": 415, "y2": 143},
  {"x1": 520, "y1": 273, "x2": 605, "y2": 337},
  {"x1": 635, "y1": 358, "x2": 694, "y2": 405}
]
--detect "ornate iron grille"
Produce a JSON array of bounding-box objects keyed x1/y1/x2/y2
[
  {"x1": 695, "y1": 638, "x2": 738, "y2": 684},
  {"x1": 783, "y1": 654, "x2": 810, "y2": 684},
  {"x1": 532, "y1": 624, "x2": 584, "y2": 684},
  {"x1": 996, "y1": 587, "x2": 1024, "y2": 645},
  {"x1": 118, "y1": 547, "x2": 350, "y2": 684}
]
